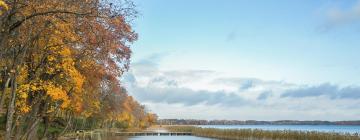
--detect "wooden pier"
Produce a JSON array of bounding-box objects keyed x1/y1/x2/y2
[
  {"x1": 114, "y1": 132, "x2": 192, "y2": 136},
  {"x1": 72, "y1": 130, "x2": 193, "y2": 139}
]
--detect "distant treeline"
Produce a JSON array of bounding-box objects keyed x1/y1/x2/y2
[{"x1": 159, "y1": 119, "x2": 360, "y2": 125}]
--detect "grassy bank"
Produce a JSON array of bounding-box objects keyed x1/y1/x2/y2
[{"x1": 166, "y1": 126, "x2": 360, "y2": 140}]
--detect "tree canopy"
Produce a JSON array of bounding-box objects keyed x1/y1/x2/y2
[{"x1": 0, "y1": 0, "x2": 156, "y2": 139}]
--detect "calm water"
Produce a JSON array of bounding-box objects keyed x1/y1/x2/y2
[{"x1": 199, "y1": 125, "x2": 360, "y2": 134}]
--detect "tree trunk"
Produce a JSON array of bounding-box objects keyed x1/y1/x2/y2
[
  {"x1": 60, "y1": 113, "x2": 73, "y2": 136},
  {"x1": 5, "y1": 76, "x2": 17, "y2": 140},
  {"x1": 21, "y1": 96, "x2": 42, "y2": 140},
  {"x1": 40, "y1": 116, "x2": 49, "y2": 139},
  {"x1": 25, "y1": 118, "x2": 40, "y2": 140},
  {"x1": 10, "y1": 115, "x2": 20, "y2": 136},
  {"x1": 14, "y1": 117, "x2": 24, "y2": 140},
  {"x1": 18, "y1": 99, "x2": 38, "y2": 139},
  {"x1": 0, "y1": 77, "x2": 10, "y2": 113}
]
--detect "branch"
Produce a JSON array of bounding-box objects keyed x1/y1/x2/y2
[{"x1": 9, "y1": 10, "x2": 92, "y2": 32}]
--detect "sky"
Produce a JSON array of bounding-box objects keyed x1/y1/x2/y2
[{"x1": 122, "y1": 0, "x2": 360, "y2": 121}]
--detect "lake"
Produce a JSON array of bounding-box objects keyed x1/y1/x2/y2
[{"x1": 198, "y1": 125, "x2": 360, "y2": 134}]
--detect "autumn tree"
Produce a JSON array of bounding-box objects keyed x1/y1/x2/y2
[{"x1": 0, "y1": 0, "x2": 156, "y2": 139}]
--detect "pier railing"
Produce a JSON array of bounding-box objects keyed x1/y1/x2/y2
[
  {"x1": 114, "y1": 132, "x2": 192, "y2": 136},
  {"x1": 70, "y1": 130, "x2": 192, "y2": 138}
]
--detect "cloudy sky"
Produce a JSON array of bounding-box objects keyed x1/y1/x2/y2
[{"x1": 122, "y1": 0, "x2": 360, "y2": 121}]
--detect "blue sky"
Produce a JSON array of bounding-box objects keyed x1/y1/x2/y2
[{"x1": 123, "y1": 0, "x2": 360, "y2": 120}]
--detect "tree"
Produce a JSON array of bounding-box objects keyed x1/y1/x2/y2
[{"x1": 0, "y1": 0, "x2": 156, "y2": 139}]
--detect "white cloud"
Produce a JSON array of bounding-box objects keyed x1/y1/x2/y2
[
  {"x1": 282, "y1": 83, "x2": 360, "y2": 99},
  {"x1": 122, "y1": 54, "x2": 360, "y2": 120},
  {"x1": 327, "y1": 1, "x2": 360, "y2": 24},
  {"x1": 319, "y1": 0, "x2": 360, "y2": 31}
]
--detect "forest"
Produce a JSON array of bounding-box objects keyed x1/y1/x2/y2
[{"x1": 0, "y1": 0, "x2": 156, "y2": 139}]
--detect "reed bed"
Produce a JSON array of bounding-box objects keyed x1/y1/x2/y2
[{"x1": 166, "y1": 126, "x2": 360, "y2": 140}]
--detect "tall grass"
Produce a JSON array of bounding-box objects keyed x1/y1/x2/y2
[{"x1": 166, "y1": 126, "x2": 360, "y2": 140}]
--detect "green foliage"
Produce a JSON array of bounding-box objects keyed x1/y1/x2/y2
[
  {"x1": 115, "y1": 121, "x2": 130, "y2": 129},
  {"x1": 72, "y1": 118, "x2": 97, "y2": 130},
  {"x1": 0, "y1": 115, "x2": 5, "y2": 130},
  {"x1": 37, "y1": 123, "x2": 64, "y2": 139}
]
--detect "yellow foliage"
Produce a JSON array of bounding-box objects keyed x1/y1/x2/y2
[
  {"x1": 17, "y1": 80, "x2": 72, "y2": 112},
  {"x1": 59, "y1": 47, "x2": 71, "y2": 56},
  {"x1": 0, "y1": 0, "x2": 8, "y2": 15},
  {"x1": 73, "y1": 97, "x2": 83, "y2": 113},
  {"x1": 17, "y1": 104, "x2": 30, "y2": 113},
  {"x1": 34, "y1": 45, "x2": 86, "y2": 113},
  {"x1": 44, "y1": 83, "x2": 70, "y2": 109},
  {"x1": 47, "y1": 55, "x2": 56, "y2": 62},
  {"x1": 16, "y1": 84, "x2": 31, "y2": 114},
  {"x1": 0, "y1": 0, "x2": 145, "y2": 130},
  {"x1": 139, "y1": 120, "x2": 147, "y2": 128},
  {"x1": 17, "y1": 66, "x2": 28, "y2": 83},
  {"x1": 17, "y1": 84, "x2": 30, "y2": 98},
  {"x1": 58, "y1": 47, "x2": 85, "y2": 94},
  {"x1": 118, "y1": 112, "x2": 134, "y2": 125}
]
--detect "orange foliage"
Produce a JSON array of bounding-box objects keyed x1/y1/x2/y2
[{"x1": 0, "y1": 1, "x2": 155, "y2": 137}]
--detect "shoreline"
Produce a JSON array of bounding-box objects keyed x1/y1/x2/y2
[{"x1": 158, "y1": 119, "x2": 360, "y2": 126}]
